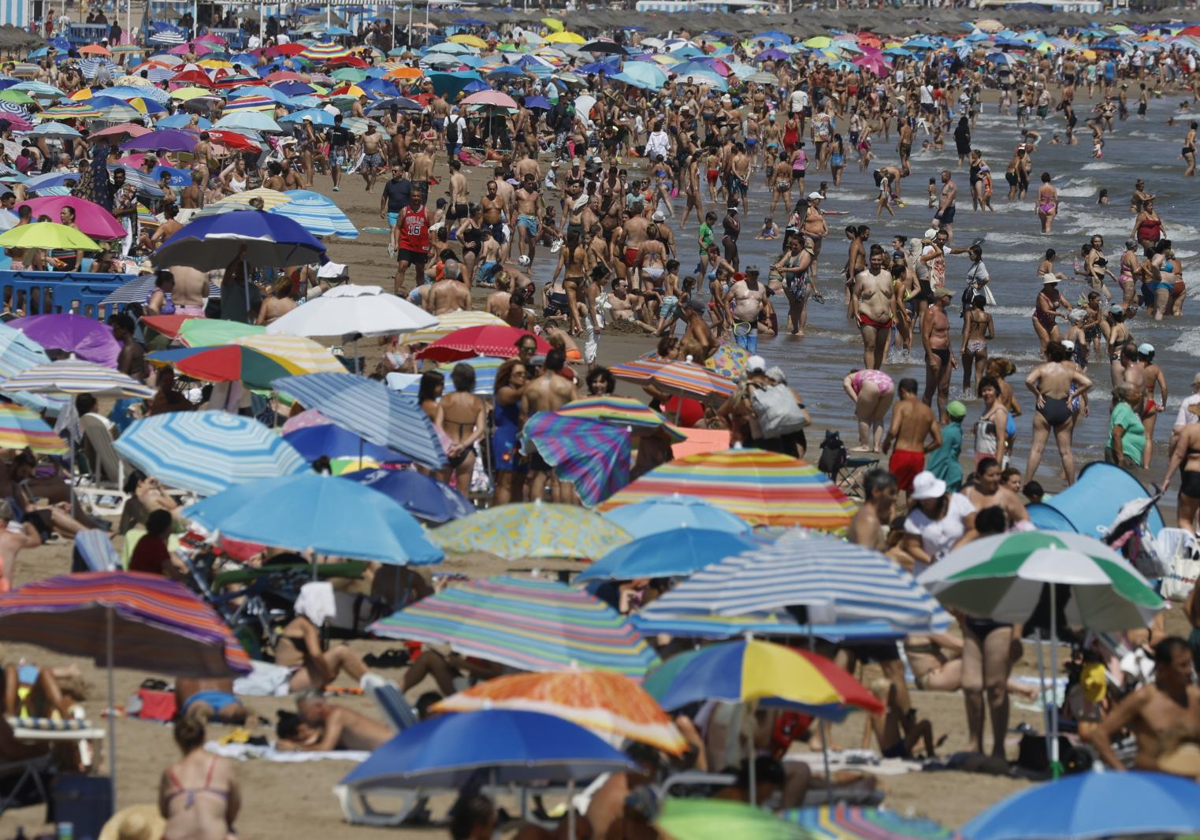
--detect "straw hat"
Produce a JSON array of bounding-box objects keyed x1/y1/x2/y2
[{"x1": 99, "y1": 805, "x2": 167, "y2": 840}]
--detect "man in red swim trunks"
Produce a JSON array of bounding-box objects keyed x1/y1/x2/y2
[
  {"x1": 882, "y1": 378, "x2": 941, "y2": 498},
  {"x1": 851, "y1": 246, "x2": 896, "y2": 370}
]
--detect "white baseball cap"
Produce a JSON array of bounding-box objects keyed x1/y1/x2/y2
[{"x1": 747, "y1": 355, "x2": 766, "y2": 373}]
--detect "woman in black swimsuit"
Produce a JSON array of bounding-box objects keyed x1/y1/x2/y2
[
  {"x1": 1023, "y1": 340, "x2": 1093, "y2": 487},
  {"x1": 456, "y1": 204, "x2": 483, "y2": 285},
  {"x1": 1161, "y1": 408, "x2": 1200, "y2": 533}
]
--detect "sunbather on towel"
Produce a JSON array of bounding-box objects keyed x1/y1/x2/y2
[
  {"x1": 176, "y1": 679, "x2": 247, "y2": 726},
  {"x1": 273, "y1": 581, "x2": 374, "y2": 693},
  {"x1": 275, "y1": 690, "x2": 391, "y2": 752}
]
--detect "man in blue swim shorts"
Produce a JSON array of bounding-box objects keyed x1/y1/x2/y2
[{"x1": 177, "y1": 678, "x2": 247, "y2": 724}]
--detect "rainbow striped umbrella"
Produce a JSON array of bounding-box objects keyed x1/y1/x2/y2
[
  {"x1": 1, "y1": 359, "x2": 154, "y2": 399},
  {"x1": 221, "y1": 94, "x2": 277, "y2": 112},
  {"x1": 434, "y1": 670, "x2": 686, "y2": 754},
  {"x1": 400, "y1": 356, "x2": 503, "y2": 396},
  {"x1": 428, "y1": 501, "x2": 632, "y2": 561},
  {"x1": 521, "y1": 412, "x2": 631, "y2": 507},
  {"x1": 400, "y1": 310, "x2": 507, "y2": 345},
  {"x1": 39, "y1": 103, "x2": 102, "y2": 120},
  {"x1": 650, "y1": 361, "x2": 737, "y2": 401},
  {"x1": 0, "y1": 571, "x2": 251, "y2": 790},
  {"x1": 609, "y1": 356, "x2": 667, "y2": 384},
  {"x1": 271, "y1": 190, "x2": 358, "y2": 238},
  {"x1": 782, "y1": 806, "x2": 960, "y2": 840},
  {"x1": 554, "y1": 396, "x2": 684, "y2": 442},
  {"x1": 0, "y1": 403, "x2": 66, "y2": 454},
  {"x1": 597, "y1": 448, "x2": 857, "y2": 530},
  {"x1": 301, "y1": 42, "x2": 353, "y2": 62},
  {"x1": 370, "y1": 576, "x2": 660, "y2": 678}
]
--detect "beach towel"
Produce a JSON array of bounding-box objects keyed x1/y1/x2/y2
[
  {"x1": 205, "y1": 741, "x2": 368, "y2": 763},
  {"x1": 232, "y1": 660, "x2": 294, "y2": 698}
]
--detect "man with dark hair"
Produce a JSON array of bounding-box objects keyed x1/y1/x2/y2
[
  {"x1": 128, "y1": 508, "x2": 175, "y2": 576},
  {"x1": 1088, "y1": 636, "x2": 1200, "y2": 774},
  {"x1": 965, "y1": 457, "x2": 1030, "y2": 528},
  {"x1": 523, "y1": 348, "x2": 578, "y2": 503},
  {"x1": 108, "y1": 313, "x2": 145, "y2": 381},
  {"x1": 848, "y1": 469, "x2": 898, "y2": 551},
  {"x1": 883, "y1": 378, "x2": 941, "y2": 497}
]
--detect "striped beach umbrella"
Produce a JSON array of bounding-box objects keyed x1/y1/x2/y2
[
  {"x1": 554, "y1": 396, "x2": 684, "y2": 441},
  {"x1": 399, "y1": 310, "x2": 507, "y2": 345},
  {"x1": 658, "y1": 800, "x2": 807, "y2": 840},
  {"x1": 649, "y1": 360, "x2": 737, "y2": 401},
  {"x1": 270, "y1": 190, "x2": 358, "y2": 238},
  {"x1": 609, "y1": 356, "x2": 669, "y2": 384},
  {"x1": 400, "y1": 356, "x2": 502, "y2": 396},
  {"x1": 600, "y1": 494, "x2": 751, "y2": 537},
  {"x1": 428, "y1": 501, "x2": 632, "y2": 561},
  {"x1": 782, "y1": 805, "x2": 960, "y2": 840},
  {"x1": 300, "y1": 42, "x2": 353, "y2": 62},
  {"x1": 102, "y1": 275, "x2": 219, "y2": 307},
  {"x1": 434, "y1": 670, "x2": 687, "y2": 754},
  {"x1": 1, "y1": 359, "x2": 154, "y2": 399},
  {"x1": 114, "y1": 412, "x2": 308, "y2": 496},
  {"x1": 641, "y1": 529, "x2": 952, "y2": 634},
  {"x1": 40, "y1": 103, "x2": 101, "y2": 120},
  {"x1": 221, "y1": 94, "x2": 277, "y2": 112},
  {"x1": 211, "y1": 188, "x2": 293, "y2": 211},
  {"x1": 0, "y1": 323, "x2": 61, "y2": 413},
  {"x1": 370, "y1": 576, "x2": 660, "y2": 678},
  {"x1": 598, "y1": 449, "x2": 856, "y2": 530},
  {"x1": 0, "y1": 403, "x2": 66, "y2": 454},
  {"x1": 146, "y1": 338, "x2": 342, "y2": 389},
  {"x1": 520, "y1": 412, "x2": 631, "y2": 507},
  {"x1": 179, "y1": 319, "x2": 263, "y2": 348},
  {"x1": 274, "y1": 372, "x2": 447, "y2": 470}
]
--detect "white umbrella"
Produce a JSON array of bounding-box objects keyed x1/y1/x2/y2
[{"x1": 265, "y1": 284, "x2": 438, "y2": 339}]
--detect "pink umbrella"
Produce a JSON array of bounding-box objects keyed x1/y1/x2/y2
[
  {"x1": 195, "y1": 33, "x2": 227, "y2": 45},
  {"x1": 92, "y1": 123, "x2": 152, "y2": 142},
  {"x1": 853, "y1": 49, "x2": 892, "y2": 77},
  {"x1": 282, "y1": 408, "x2": 332, "y2": 434},
  {"x1": 462, "y1": 90, "x2": 519, "y2": 109},
  {"x1": 15, "y1": 196, "x2": 125, "y2": 240}
]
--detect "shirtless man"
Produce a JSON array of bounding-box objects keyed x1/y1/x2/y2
[
  {"x1": 180, "y1": 172, "x2": 204, "y2": 210},
  {"x1": 728, "y1": 265, "x2": 768, "y2": 354},
  {"x1": 617, "y1": 208, "x2": 651, "y2": 285},
  {"x1": 480, "y1": 180, "x2": 507, "y2": 257},
  {"x1": 922, "y1": 289, "x2": 957, "y2": 421},
  {"x1": 447, "y1": 159, "x2": 469, "y2": 222},
  {"x1": 964, "y1": 457, "x2": 1030, "y2": 527},
  {"x1": 680, "y1": 298, "x2": 717, "y2": 361},
  {"x1": 487, "y1": 274, "x2": 513, "y2": 319},
  {"x1": 852, "y1": 246, "x2": 894, "y2": 370},
  {"x1": 140, "y1": 204, "x2": 182, "y2": 252},
  {"x1": 359, "y1": 124, "x2": 386, "y2": 192},
  {"x1": 277, "y1": 690, "x2": 392, "y2": 752},
  {"x1": 162, "y1": 265, "x2": 209, "y2": 318},
  {"x1": 427, "y1": 261, "x2": 470, "y2": 315},
  {"x1": 848, "y1": 469, "x2": 898, "y2": 551},
  {"x1": 514, "y1": 173, "x2": 544, "y2": 264},
  {"x1": 898, "y1": 121, "x2": 915, "y2": 176},
  {"x1": 411, "y1": 144, "x2": 435, "y2": 190},
  {"x1": 1088, "y1": 637, "x2": 1200, "y2": 773},
  {"x1": 934, "y1": 169, "x2": 957, "y2": 238},
  {"x1": 882, "y1": 377, "x2": 942, "y2": 498},
  {"x1": 874, "y1": 164, "x2": 904, "y2": 203},
  {"x1": 523, "y1": 347, "x2": 578, "y2": 502}
]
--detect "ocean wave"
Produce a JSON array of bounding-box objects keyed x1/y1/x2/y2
[{"x1": 1081, "y1": 162, "x2": 1118, "y2": 171}]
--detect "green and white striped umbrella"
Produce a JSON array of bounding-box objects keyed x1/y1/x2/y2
[{"x1": 918, "y1": 530, "x2": 1163, "y2": 632}]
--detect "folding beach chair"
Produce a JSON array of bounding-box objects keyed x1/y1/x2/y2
[
  {"x1": 75, "y1": 415, "x2": 131, "y2": 517},
  {"x1": 71, "y1": 529, "x2": 121, "y2": 572}
]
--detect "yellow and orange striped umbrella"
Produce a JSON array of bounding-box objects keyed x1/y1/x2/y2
[
  {"x1": 0, "y1": 403, "x2": 66, "y2": 454},
  {"x1": 434, "y1": 670, "x2": 686, "y2": 754}
]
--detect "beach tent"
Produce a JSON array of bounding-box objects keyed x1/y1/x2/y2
[{"x1": 1027, "y1": 462, "x2": 1164, "y2": 538}]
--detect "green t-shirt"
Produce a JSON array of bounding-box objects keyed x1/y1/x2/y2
[
  {"x1": 698, "y1": 223, "x2": 713, "y2": 254},
  {"x1": 1108, "y1": 401, "x2": 1146, "y2": 463}
]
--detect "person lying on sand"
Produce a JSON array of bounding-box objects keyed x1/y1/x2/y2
[
  {"x1": 176, "y1": 678, "x2": 248, "y2": 726},
  {"x1": 275, "y1": 690, "x2": 392, "y2": 752}
]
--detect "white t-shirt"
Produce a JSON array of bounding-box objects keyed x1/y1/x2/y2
[
  {"x1": 1175, "y1": 394, "x2": 1200, "y2": 429},
  {"x1": 919, "y1": 84, "x2": 934, "y2": 105},
  {"x1": 789, "y1": 89, "x2": 809, "y2": 114},
  {"x1": 905, "y1": 492, "x2": 975, "y2": 570}
]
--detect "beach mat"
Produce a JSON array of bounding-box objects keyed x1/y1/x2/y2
[{"x1": 206, "y1": 741, "x2": 369, "y2": 763}]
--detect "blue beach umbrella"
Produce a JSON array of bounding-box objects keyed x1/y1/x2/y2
[
  {"x1": 271, "y1": 190, "x2": 358, "y2": 238},
  {"x1": 340, "y1": 709, "x2": 635, "y2": 789},
  {"x1": 601, "y1": 494, "x2": 750, "y2": 538},
  {"x1": 344, "y1": 468, "x2": 474, "y2": 524},
  {"x1": 964, "y1": 772, "x2": 1200, "y2": 840},
  {"x1": 114, "y1": 412, "x2": 308, "y2": 496},
  {"x1": 577, "y1": 528, "x2": 760, "y2": 583},
  {"x1": 156, "y1": 113, "x2": 212, "y2": 129},
  {"x1": 283, "y1": 424, "x2": 401, "y2": 465},
  {"x1": 151, "y1": 210, "x2": 326, "y2": 272},
  {"x1": 182, "y1": 473, "x2": 444, "y2": 565},
  {"x1": 274, "y1": 372, "x2": 447, "y2": 470}
]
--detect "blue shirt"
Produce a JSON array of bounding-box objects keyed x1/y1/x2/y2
[{"x1": 925, "y1": 421, "x2": 964, "y2": 492}]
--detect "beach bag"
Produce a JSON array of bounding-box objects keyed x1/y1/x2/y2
[
  {"x1": 1159, "y1": 528, "x2": 1200, "y2": 600},
  {"x1": 817, "y1": 431, "x2": 848, "y2": 479},
  {"x1": 750, "y1": 383, "x2": 806, "y2": 439}
]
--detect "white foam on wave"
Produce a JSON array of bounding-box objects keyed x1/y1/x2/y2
[
  {"x1": 1168, "y1": 330, "x2": 1200, "y2": 357},
  {"x1": 1081, "y1": 162, "x2": 1118, "y2": 171},
  {"x1": 984, "y1": 231, "x2": 1052, "y2": 246},
  {"x1": 987, "y1": 306, "x2": 1036, "y2": 317}
]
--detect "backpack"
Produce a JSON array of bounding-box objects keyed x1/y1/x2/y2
[
  {"x1": 446, "y1": 116, "x2": 460, "y2": 147},
  {"x1": 817, "y1": 430, "x2": 848, "y2": 479},
  {"x1": 749, "y1": 383, "x2": 806, "y2": 439}
]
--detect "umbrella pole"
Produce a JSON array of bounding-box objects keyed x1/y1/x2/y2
[
  {"x1": 567, "y1": 779, "x2": 576, "y2": 840},
  {"x1": 1049, "y1": 586, "x2": 1061, "y2": 779},
  {"x1": 1034, "y1": 627, "x2": 1049, "y2": 760},
  {"x1": 106, "y1": 606, "x2": 117, "y2": 805},
  {"x1": 243, "y1": 259, "x2": 250, "y2": 322},
  {"x1": 807, "y1": 629, "x2": 834, "y2": 804},
  {"x1": 747, "y1": 712, "x2": 756, "y2": 807}
]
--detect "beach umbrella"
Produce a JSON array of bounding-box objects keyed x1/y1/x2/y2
[
  {"x1": 646, "y1": 638, "x2": 881, "y2": 722},
  {"x1": 26, "y1": 122, "x2": 80, "y2": 139},
  {"x1": 119, "y1": 128, "x2": 199, "y2": 153},
  {"x1": 344, "y1": 468, "x2": 473, "y2": 524},
  {"x1": 11, "y1": 314, "x2": 120, "y2": 368},
  {"x1": 265, "y1": 284, "x2": 433, "y2": 339},
  {"x1": 178, "y1": 319, "x2": 263, "y2": 348},
  {"x1": 267, "y1": 189, "x2": 357, "y2": 238},
  {"x1": 648, "y1": 361, "x2": 736, "y2": 403},
  {"x1": 462, "y1": 89, "x2": 520, "y2": 110},
  {"x1": 14, "y1": 196, "x2": 124, "y2": 240},
  {"x1": 609, "y1": 356, "x2": 671, "y2": 385},
  {"x1": 600, "y1": 493, "x2": 750, "y2": 537},
  {"x1": 182, "y1": 473, "x2": 443, "y2": 565},
  {"x1": 428, "y1": 502, "x2": 632, "y2": 561},
  {"x1": 213, "y1": 111, "x2": 283, "y2": 134},
  {"x1": 554, "y1": 396, "x2": 683, "y2": 441},
  {"x1": 0, "y1": 403, "x2": 66, "y2": 454},
  {"x1": 113, "y1": 412, "x2": 307, "y2": 496},
  {"x1": 39, "y1": 103, "x2": 101, "y2": 120},
  {"x1": 782, "y1": 805, "x2": 960, "y2": 840},
  {"x1": 398, "y1": 356, "x2": 503, "y2": 397},
  {"x1": 0, "y1": 222, "x2": 101, "y2": 253},
  {"x1": 416, "y1": 325, "x2": 549, "y2": 362},
  {"x1": 152, "y1": 210, "x2": 326, "y2": 272},
  {"x1": 435, "y1": 671, "x2": 685, "y2": 754},
  {"x1": 804, "y1": 36, "x2": 833, "y2": 48},
  {"x1": 644, "y1": 529, "x2": 952, "y2": 634},
  {"x1": 147, "y1": 333, "x2": 343, "y2": 389},
  {"x1": 0, "y1": 571, "x2": 251, "y2": 795},
  {"x1": 0, "y1": 359, "x2": 153, "y2": 399},
  {"x1": 920, "y1": 530, "x2": 1163, "y2": 775},
  {"x1": 599, "y1": 449, "x2": 856, "y2": 530},
  {"x1": 370, "y1": 576, "x2": 659, "y2": 678},
  {"x1": 747, "y1": 71, "x2": 780, "y2": 85},
  {"x1": 658, "y1": 799, "x2": 807, "y2": 840},
  {"x1": 0, "y1": 323, "x2": 60, "y2": 413},
  {"x1": 964, "y1": 772, "x2": 1200, "y2": 840},
  {"x1": 300, "y1": 42, "x2": 352, "y2": 62},
  {"x1": 448, "y1": 33, "x2": 488, "y2": 49},
  {"x1": 282, "y1": 424, "x2": 400, "y2": 467},
  {"x1": 704, "y1": 344, "x2": 751, "y2": 380},
  {"x1": 211, "y1": 188, "x2": 292, "y2": 211},
  {"x1": 520, "y1": 412, "x2": 631, "y2": 507},
  {"x1": 577, "y1": 528, "x2": 760, "y2": 583},
  {"x1": 274, "y1": 372, "x2": 447, "y2": 470},
  {"x1": 611, "y1": 61, "x2": 667, "y2": 90},
  {"x1": 541, "y1": 17, "x2": 565, "y2": 31},
  {"x1": 340, "y1": 709, "x2": 635, "y2": 792}
]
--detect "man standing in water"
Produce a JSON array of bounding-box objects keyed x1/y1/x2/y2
[
  {"x1": 934, "y1": 169, "x2": 957, "y2": 239},
  {"x1": 883, "y1": 378, "x2": 942, "y2": 498},
  {"x1": 851, "y1": 246, "x2": 895, "y2": 370},
  {"x1": 922, "y1": 289, "x2": 956, "y2": 422},
  {"x1": 728, "y1": 265, "x2": 768, "y2": 354}
]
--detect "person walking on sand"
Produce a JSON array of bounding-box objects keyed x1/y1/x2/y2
[
  {"x1": 923, "y1": 289, "x2": 957, "y2": 423},
  {"x1": 883, "y1": 378, "x2": 942, "y2": 499}
]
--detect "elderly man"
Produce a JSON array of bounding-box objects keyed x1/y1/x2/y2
[{"x1": 276, "y1": 689, "x2": 392, "y2": 752}]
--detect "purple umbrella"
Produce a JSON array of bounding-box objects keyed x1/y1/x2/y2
[
  {"x1": 11, "y1": 314, "x2": 120, "y2": 368},
  {"x1": 520, "y1": 411, "x2": 631, "y2": 507},
  {"x1": 119, "y1": 128, "x2": 199, "y2": 154},
  {"x1": 756, "y1": 48, "x2": 790, "y2": 62}
]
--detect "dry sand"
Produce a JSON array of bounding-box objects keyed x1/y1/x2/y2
[{"x1": 0, "y1": 154, "x2": 1178, "y2": 838}]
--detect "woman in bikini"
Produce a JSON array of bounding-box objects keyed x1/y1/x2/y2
[
  {"x1": 985, "y1": 357, "x2": 1022, "y2": 457},
  {"x1": 768, "y1": 151, "x2": 793, "y2": 218},
  {"x1": 256, "y1": 275, "x2": 297, "y2": 327},
  {"x1": 455, "y1": 204, "x2": 483, "y2": 287},
  {"x1": 436, "y1": 363, "x2": 487, "y2": 492},
  {"x1": 974, "y1": 375, "x2": 1010, "y2": 469},
  {"x1": 1118, "y1": 238, "x2": 1140, "y2": 307},
  {"x1": 772, "y1": 234, "x2": 814, "y2": 337},
  {"x1": 1035, "y1": 171, "x2": 1058, "y2": 234},
  {"x1": 961, "y1": 293, "x2": 994, "y2": 395},
  {"x1": 551, "y1": 230, "x2": 589, "y2": 336},
  {"x1": 1023, "y1": 340, "x2": 1093, "y2": 486},
  {"x1": 842, "y1": 367, "x2": 894, "y2": 452},
  {"x1": 1160, "y1": 406, "x2": 1200, "y2": 534},
  {"x1": 160, "y1": 717, "x2": 239, "y2": 840}
]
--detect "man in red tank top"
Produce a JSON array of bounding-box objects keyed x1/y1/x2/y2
[{"x1": 393, "y1": 189, "x2": 429, "y2": 294}]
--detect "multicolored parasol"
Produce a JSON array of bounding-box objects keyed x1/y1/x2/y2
[
  {"x1": 520, "y1": 412, "x2": 631, "y2": 506},
  {"x1": 400, "y1": 310, "x2": 508, "y2": 345},
  {"x1": 554, "y1": 396, "x2": 684, "y2": 441},
  {"x1": 782, "y1": 805, "x2": 961, "y2": 840},
  {"x1": 427, "y1": 501, "x2": 631, "y2": 560},
  {"x1": 0, "y1": 403, "x2": 66, "y2": 454}
]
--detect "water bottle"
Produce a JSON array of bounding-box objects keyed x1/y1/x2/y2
[{"x1": 54, "y1": 823, "x2": 71, "y2": 840}]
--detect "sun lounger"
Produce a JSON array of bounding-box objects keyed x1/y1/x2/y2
[
  {"x1": 0, "y1": 754, "x2": 52, "y2": 815},
  {"x1": 76, "y1": 415, "x2": 131, "y2": 517},
  {"x1": 71, "y1": 529, "x2": 121, "y2": 572},
  {"x1": 7, "y1": 716, "x2": 105, "y2": 771}
]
